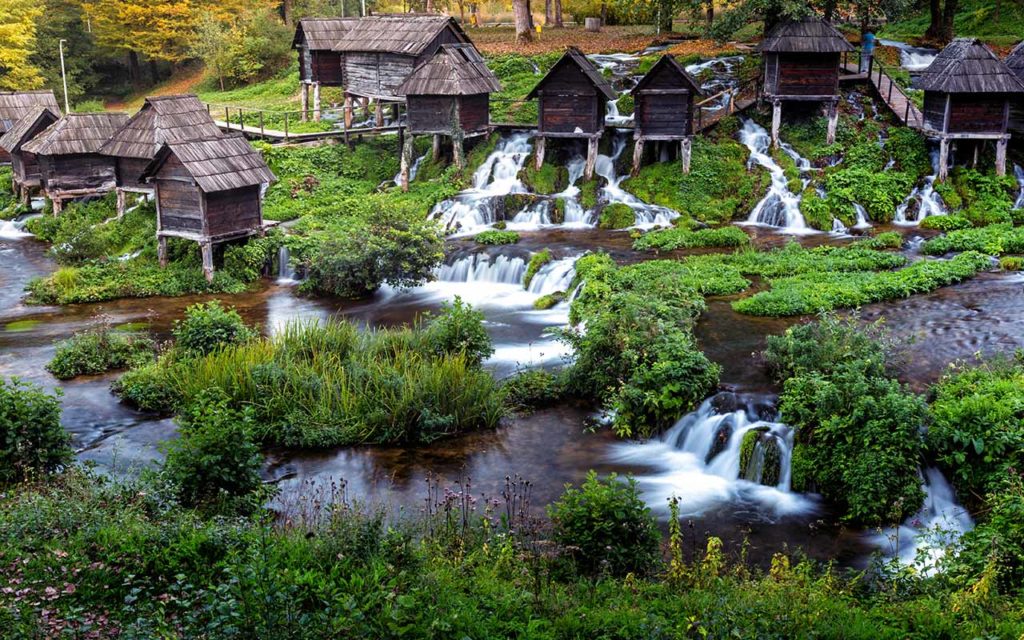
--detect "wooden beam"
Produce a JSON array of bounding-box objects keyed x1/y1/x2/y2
[
  {"x1": 681, "y1": 137, "x2": 692, "y2": 175},
  {"x1": 938, "y1": 137, "x2": 950, "y2": 181},
  {"x1": 771, "y1": 100, "x2": 782, "y2": 148},
  {"x1": 157, "y1": 236, "x2": 168, "y2": 267},
  {"x1": 313, "y1": 82, "x2": 321, "y2": 122},
  {"x1": 826, "y1": 101, "x2": 839, "y2": 145},
  {"x1": 996, "y1": 138, "x2": 1008, "y2": 177},
  {"x1": 584, "y1": 137, "x2": 599, "y2": 182},
  {"x1": 201, "y1": 241, "x2": 214, "y2": 283},
  {"x1": 116, "y1": 188, "x2": 127, "y2": 218},
  {"x1": 301, "y1": 83, "x2": 309, "y2": 123}
]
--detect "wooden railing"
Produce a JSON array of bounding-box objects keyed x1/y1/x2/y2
[
  {"x1": 866, "y1": 58, "x2": 923, "y2": 129},
  {"x1": 695, "y1": 75, "x2": 761, "y2": 131},
  {"x1": 204, "y1": 101, "x2": 407, "y2": 141}
]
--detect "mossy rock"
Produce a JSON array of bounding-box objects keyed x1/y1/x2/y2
[
  {"x1": 578, "y1": 178, "x2": 600, "y2": 210},
  {"x1": 519, "y1": 161, "x2": 568, "y2": 195},
  {"x1": 502, "y1": 194, "x2": 544, "y2": 219},
  {"x1": 475, "y1": 230, "x2": 520, "y2": 245},
  {"x1": 533, "y1": 291, "x2": 565, "y2": 309},
  {"x1": 739, "y1": 427, "x2": 782, "y2": 487},
  {"x1": 523, "y1": 248, "x2": 552, "y2": 290},
  {"x1": 705, "y1": 417, "x2": 735, "y2": 463},
  {"x1": 1000, "y1": 256, "x2": 1023, "y2": 271},
  {"x1": 551, "y1": 198, "x2": 566, "y2": 224},
  {"x1": 598, "y1": 203, "x2": 636, "y2": 230}
]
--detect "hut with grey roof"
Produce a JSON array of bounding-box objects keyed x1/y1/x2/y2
[
  {"x1": 292, "y1": 18, "x2": 355, "y2": 121},
  {"x1": 756, "y1": 17, "x2": 854, "y2": 147},
  {"x1": 141, "y1": 134, "x2": 275, "y2": 281},
  {"x1": 100, "y1": 94, "x2": 223, "y2": 215},
  {"x1": 526, "y1": 46, "x2": 617, "y2": 180},
  {"x1": 915, "y1": 38, "x2": 1024, "y2": 178},
  {"x1": 0, "y1": 106, "x2": 61, "y2": 204},
  {"x1": 395, "y1": 44, "x2": 501, "y2": 190},
  {"x1": 0, "y1": 90, "x2": 61, "y2": 164},
  {"x1": 1007, "y1": 41, "x2": 1024, "y2": 137},
  {"x1": 21, "y1": 112, "x2": 130, "y2": 213},
  {"x1": 630, "y1": 54, "x2": 705, "y2": 176}
]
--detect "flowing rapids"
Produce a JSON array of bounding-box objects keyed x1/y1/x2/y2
[
  {"x1": 739, "y1": 120, "x2": 811, "y2": 233},
  {"x1": 894, "y1": 149, "x2": 947, "y2": 224}
]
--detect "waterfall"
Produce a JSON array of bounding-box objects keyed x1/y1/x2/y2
[
  {"x1": 610, "y1": 393, "x2": 817, "y2": 518},
  {"x1": 869, "y1": 468, "x2": 973, "y2": 574},
  {"x1": 879, "y1": 39, "x2": 938, "y2": 72},
  {"x1": 739, "y1": 120, "x2": 811, "y2": 233},
  {"x1": 557, "y1": 155, "x2": 595, "y2": 227},
  {"x1": 1015, "y1": 164, "x2": 1024, "y2": 210},
  {"x1": 606, "y1": 91, "x2": 634, "y2": 126},
  {"x1": 0, "y1": 216, "x2": 35, "y2": 240},
  {"x1": 526, "y1": 257, "x2": 578, "y2": 296},
  {"x1": 435, "y1": 253, "x2": 527, "y2": 285},
  {"x1": 429, "y1": 133, "x2": 533, "y2": 235},
  {"x1": 894, "y1": 149, "x2": 947, "y2": 225},
  {"x1": 510, "y1": 201, "x2": 553, "y2": 227},
  {"x1": 853, "y1": 203, "x2": 872, "y2": 229},
  {"x1": 595, "y1": 134, "x2": 679, "y2": 228},
  {"x1": 831, "y1": 218, "x2": 850, "y2": 234},
  {"x1": 393, "y1": 152, "x2": 427, "y2": 185},
  {"x1": 277, "y1": 246, "x2": 299, "y2": 284}
]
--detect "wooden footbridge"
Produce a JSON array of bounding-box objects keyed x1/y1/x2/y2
[{"x1": 841, "y1": 58, "x2": 924, "y2": 129}]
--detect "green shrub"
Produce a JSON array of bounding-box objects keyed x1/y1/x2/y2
[
  {"x1": 523, "y1": 248, "x2": 552, "y2": 289},
  {"x1": 855, "y1": 231, "x2": 903, "y2": 250},
  {"x1": 0, "y1": 378, "x2": 71, "y2": 484},
  {"x1": 920, "y1": 215, "x2": 972, "y2": 231},
  {"x1": 953, "y1": 473, "x2": 1024, "y2": 593},
  {"x1": 518, "y1": 161, "x2": 566, "y2": 194},
  {"x1": 112, "y1": 360, "x2": 182, "y2": 414},
  {"x1": 922, "y1": 224, "x2": 1024, "y2": 257},
  {"x1": 474, "y1": 230, "x2": 520, "y2": 245},
  {"x1": 1000, "y1": 256, "x2": 1023, "y2": 271},
  {"x1": 503, "y1": 369, "x2": 566, "y2": 410},
  {"x1": 423, "y1": 297, "x2": 494, "y2": 367},
  {"x1": 173, "y1": 301, "x2": 258, "y2": 357},
  {"x1": 222, "y1": 233, "x2": 281, "y2": 282},
  {"x1": 633, "y1": 225, "x2": 750, "y2": 252},
  {"x1": 547, "y1": 471, "x2": 661, "y2": 577},
  {"x1": 47, "y1": 322, "x2": 155, "y2": 379},
  {"x1": 598, "y1": 203, "x2": 636, "y2": 230}
]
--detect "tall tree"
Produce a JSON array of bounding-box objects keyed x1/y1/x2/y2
[
  {"x1": 513, "y1": 0, "x2": 533, "y2": 42},
  {"x1": 31, "y1": 0, "x2": 103, "y2": 105},
  {"x1": 0, "y1": 0, "x2": 44, "y2": 90},
  {"x1": 925, "y1": 0, "x2": 958, "y2": 43}
]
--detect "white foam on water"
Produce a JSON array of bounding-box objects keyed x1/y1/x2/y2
[
  {"x1": 738, "y1": 120, "x2": 813, "y2": 234},
  {"x1": 895, "y1": 149, "x2": 947, "y2": 225},
  {"x1": 595, "y1": 135, "x2": 679, "y2": 228}
]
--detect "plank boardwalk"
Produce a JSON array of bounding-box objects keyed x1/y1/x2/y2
[
  {"x1": 695, "y1": 98, "x2": 757, "y2": 133},
  {"x1": 843, "y1": 62, "x2": 924, "y2": 129},
  {"x1": 213, "y1": 119, "x2": 403, "y2": 143}
]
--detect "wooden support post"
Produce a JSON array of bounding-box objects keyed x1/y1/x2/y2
[
  {"x1": 826, "y1": 101, "x2": 839, "y2": 145},
  {"x1": 631, "y1": 138, "x2": 644, "y2": 177},
  {"x1": 200, "y1": 241, "x2": 214, "y2": 283},
  {"x1": 681, "y1": 137, "x2": 692, "y2": 174},
  {"x1": 116, "y1": 188, "x2": 127, "y2": 218},
  {"x1": 157, "y1": 236, "x2": 168, "y2": 267},
  {"x1": 972, "y1": 142, "x2": 979, "y2": 168},
  {"x1": 400, "y1": 132, "x2": 415, "y2": 193},
  {"x1": 361, "y1": 97, "x2": 370, "y2": 118},
  {"x1": 535, "y1": 136, "x2": 546, "y2": 171},
  {"x1": 771, "y1": 100, "x2": 782, "y2": 148},
  {"x1": 584, "y1": 137, "x2": 599, "y2": 181},
  {"x1": 938, "y1": 137, "x2": 950, "y2": 181},
  {"x1": 312, "y1": 82, "x2": 321, "y2": 122},
  {"x1": 996, "y1": 138, "x2": 1008, "y2": 177},
  {"x1": 375, "y1": 101, "x2": 384, "y2": 128},
  {"x1": 453, "y1": 134, "x2": 465, "y2": 170},
  {"x1": 344, "y1": 94, "x2": 353, "y2": 130},
  {"x1": 300, "y1": 83, "x2": 309, "y2": 123},
  {"x1": 51, "y1": 197, "x2": 62, "y2": 216},
  {"x1": 432, "y1": 134, "x2": 442, "y2": 161},
  {"x1": 19, "y1": 185, "x2": 29, "y2": 207}
]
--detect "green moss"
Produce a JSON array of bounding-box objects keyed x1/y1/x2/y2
[
  {"x1": 523, "y1": 249, "x2": 552, "y2": 290},
  {"x1": 533, "y1": 291, "x2": 565, "y2": 309},
  {"x1": 551, "y1": 198, "x2": 566, "y2": 224},
  {"x1": 999, "y1": 256, "x2": 1023, "y2": 271},
  {"x1": 519, "y1": 160, "x2": 567, "y2": 195},
  {"x1": 475, "y1": 230, "x2": 520, "y2": 245},
  {"x1": 578, "y1": 177, "x2": 600, "y2": 210},
  {"x1": 599, "y1": 203, "x2": 636, "y2": 230},
  {"x1": 5, "y1": 319, "x2": 42, "y2": 332},
  {"x1": 616, "y1": 93, "x2": 634, "y2": 116},
  {"x1": 739, "y1": 429, "x2": 763, "y2": 477}
]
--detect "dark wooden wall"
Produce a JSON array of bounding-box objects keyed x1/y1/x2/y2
[
  {"x1": 764, "y1": 53, "x2": 840, "y2": 97},
  {"x1": 39, "y1": 153, "x2": 117, "y2": 193},
  {"x1": 299, "y1": 46, "x2": 312, "y2": 82},
  {"x1": 313, "y1": 51, "x2": 344, "y2": 86},
  {"x1": 116, "y1": 157, "x2": 151, "y2": 190},
  {"x1": 1011, "y1": 101, "x2": 1024, "y2": 136},
  {"x1": 414, "y1": 26, "x2": 465, "y2": 66},
  {"x1": 345, "y1": 53, "x2": 415, "y2": 98},
  {"x1": 0, "y1": 148, "x2": 10, "y2": 164},
  {"x1": 635, "y1": 64, "x2": 695, "y2": 138},
  {"x1": 406, "y1": 95, "x2": 457, "y2": 134},
  {"x1": 205, "y1": 185, "x2": 262, "y2": 238},
  {"x1": 154, "y1": 154, "x2": 203, "y2": 234},
  {"x1": 948, "y1": 94, "x2": 1009, "y2": 134},
  {"x1": 922, "y1": 92, "x2": 947, "y2": 132},
  {"x1": 11, "y1": 150, "x2": 41, "y2": 184},
  {"x1": 459, "y1": 94, "x2": 490, "y2": 134},
  {"x1": 536, "y1": 61, "x2": 604, "y2": 135}
]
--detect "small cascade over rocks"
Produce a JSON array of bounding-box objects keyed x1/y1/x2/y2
[
  {"x1": 557, "y1": 155, "x2": 595, "y2": 227},
  {"x1": 853, "y1": 203, "x2": 872, "y2": 229},
  {"x1": 1015, "y1": 164, "x2": 1024, "y2": 210},
  {"x1": 894, "y1": 149, "x2": 947, "y2": 225},
  {"x1": 510, "y1": 201, "x2": 553, "y2": 227},
  {"x1": 277, "y1": 246, "x2": 300, "y2": 285},
  {"x1": 879, "y1": 39, "x2": 939, "y2": 72},
  {"x1": 596, "y1": 135, "x2": 679, "y2": 228},
  {"x1": 393, "y1": 152, "x2": 427, "y2": 185},
  {"x1": 435, "y1": 253, "x2": 527, "y2": 285},
  {"x1": 739, "y1": 120, "x2": 811, "y2": 233},
  {"x1": 0, "y1": 215, "x2": 35, "y2": 240},
  {"x1": 610, "y1": 392, "x2": 817, "y2": 518},
  {"x1": 606, "y1": 90, "x2": 634, "y2": 126},
  {"x1": 527, "y1": 256, "x2": 578, "y2": 296},
  {"x1": 685, "y1": 56, "x2": 744, "y2": 111}
]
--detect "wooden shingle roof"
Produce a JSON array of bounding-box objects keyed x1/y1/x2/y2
[
  {"x1": 915, "y1": 38, "x2": 1024, "y2": 94},
  {"x1": 101, "y1": 94, "x2": 223, "y2": 161},
  {"x1": 0, "y1": 91, "x2": 61, "y2": 134},
  {"x1": 526, "y1": 47, "x2": 617, "y2": 100},
  {"x1": 143, "y1": 134, "x2": 276, "y2": 193},
  {"x1": 755, "y1": 17, "x2": 854, "y2": 54},
  {"x1": 1003, "y1": 41, "x2": 1024, "y2": 83},
  {"x1": 0, "y1": 106, "x2": 60, "y2": 153},
  {"x1": 331, "y1": 15, "x2": 469, "y2": 56},
  {"x1": 293, "y1": 18, "x2": 356, "y2": 51},
  {"x1": 632, "y1": 55, "x2": 705, "y2": 95},
  {"x1": 21, "y1": 112, "x2": 130, "y2": 156},
  {"x1": 397, "y1": 44, "x2": 501, "y2": 96}
]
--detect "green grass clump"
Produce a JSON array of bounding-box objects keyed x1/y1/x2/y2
[
  {"x1": 475, "y1": 230, "x2": 520, "y2": 245},
  {"x1": 598, "y1": 203, "x2": 636, "y2": 230},
  {"x1": 733, "y1": 251, "x2": 990, "y2": 316},
  {"x1": 920, "y1": 215, "x2": 972, "y2": 232},
  {"x1": 519, "y1": 161, "x2": 566, "y2": 195},
  {"x1": 523, "y1": 248, "x2": 552, "y2": 289},
  {"x1": 47, "y1": 325, "x2": 155, "y2": 380},
  {"x1": 922, "y1": 224, "x2": 1024, "y2": 257},
  {"x1": 999, "y1": 256, "x2": 1022, "y2": 271},
  {"x1": 633, "y1": 225, "x2": 750, "y2": 252},
  {"x1": 855, "y1": 231, "x2": 903, "y2": 250},
  {"x1": 533, "y1": 292, "x2": 565, "y2": 309}
]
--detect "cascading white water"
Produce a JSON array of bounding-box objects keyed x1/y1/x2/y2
[
  {"x1": 277, "y1": 246, "x2": 299, "y2": 284},
  {"x1": 588, "y1": 53, "x2": 639, "y2": 74},
  {"x1": 894, "y1": 149, "x2": 947, "y2": 225},
  {"x1": 595, "y1": 135, "x2": 679, "y2": 228},
  {"x1": 610, "y1": 393, "x2": 817, "y2": 518},
  {"x1": 606, "y1": 91, "x2": 634, "y2": 126},
  {"x1": 853, "y1": 203, "x2": 872, "y2": 229},
  {"x1": 685, "y1": 56, "x2": 744, "y2": 111},
  {"x1": 879, "y1": 39, "x2": 938, "y2": 72},
  {"x1": 435, "y1": 253, "x2": 527, "y2": 285},
  {"x1": 739, "y1": 120, "x2": 811, "y2": 233},
  {"x1": 0, "y1": 217, "x2": 34, "y2": 240},
  {"x1": 557, "y1": 155, "x2": 595, "y2": 227},
  {"x1": 510, "y1": 201, "x2": 553, "y2": 227},
  {"x1": 429, "y1": 133, "x2": 533, "y2": 234},
  {"x1": 1014, "y1": 164, "x2": 1024, "y2": 209},
  {"x1": 869, "y1": 467, "x2": 973, "y2": 574},
  {"x1": 526, "y1": 257, "x2": 578, "y2": 296},
  {"x1": 393, "y1": 152, "x2": 427, "y2": 185}
]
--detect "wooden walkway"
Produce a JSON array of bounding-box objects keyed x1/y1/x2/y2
[
  {"x1": 214, "y1": 119, "x2": 404, "y2": 143},
  {"x1": 842, "y1": 62, "x2": 924, "y2": 129}
]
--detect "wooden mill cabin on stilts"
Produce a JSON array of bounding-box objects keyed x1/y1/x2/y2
[
  {"x1": 141, "y1": 134, "x2": 276, "y2": 282},
  {"x1": 293, "y1": 18, "x2": 354, "y2": 122},
  {"x1": 395, "y1": 44, "x2": 501, "y2": 191},
  {"x1": 329, "y1": 15, "x2": 472, "y2": 129},
  {"x1": 100, "y1": 94, "x2": 223, "y2": 216},
  {"x1": 20, "y1": 112, "x2": 130, "y2": 214},
  {"x1": 630, "y1": 55, "x2": 704, "y2": 176},
  {"x1": 526, "y1": 46, "x2": 617, "y2": 181},
  {"x1": 1001, "y1": 41, "x2": 1024, "y2": 137},
  {"x1": 0, "y1": 91, "x2": 61, "y2": 164},
  {"x1": 757, "y1": 17, "x2": 853, "y2": 147},
  {"x1": 915, "y1": 38, "x2": 1024, "y2": 179},
  {"x1": 0, "y1": 106, "x2": 60, "y2": 204}
]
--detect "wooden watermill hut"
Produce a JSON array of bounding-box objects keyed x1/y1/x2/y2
[
  {"x1": 630, "y1": 55, "x2": 704, "y2": 175},
  {"x1": 141, "y1": 134, "x2": 276, "y2": 281},
  {"x1": 915, "y1": 38, "x2": 1024, "y2": 179},
  {"x1": 1002, "y1": 41, "x2": 1024, "y2": 137},
  {"x1": 100, "y1": 94, "x2": 223, "y2": 215},
  {"x1": 0, "y1": 106, "x2": 61, "y2": 204},
  {"x1": 0, "y1": 91, "x2": 61, "y2": 164},
  {"x1": 756, "y1": 17, "x2": 853, "y2": 147},
  {"x1": 395, "y1": 43, "x2": 501, "y2": 190},
  {"x1": 526, "y1": 46, "x2": 617, "y2": 180},
  {"x1": 292, "y1": 18, "x2": 355, "y2": 121},
  {"x1": 331, "y1": 15, "x2": 471, "y2": 128},
  {"x1": 21, "y1": 112, "x2": 130, "y2": 213}
]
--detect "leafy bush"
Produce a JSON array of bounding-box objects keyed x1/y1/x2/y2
[
  {"x1": 474, "y1": 230, "x2": 520, "y2": 245},
  {"x1": 503, "y1": 369, "x2": 566, "y2": 410},
  {"x1": 47, "y1": 321, "x2": 155, "y2": 379},
  {"x1": 1000, "y1": 256, "x2": 1023, "y2": 271},
  {"x1": 920, "y1": 215, "x2": 972, "y2": 232},
  {"x1": 953, "y1": 472, "x2": 1024, "y2": 593},
  {"x1": 423, "y1": 297, "x2": 494, "y2": 367},
  {"x1": 547, "y1": 471, "x2": 661, "y2": 577},
  {"x1": 112, "y1": 360, "x2": 181, "y2": 414},
  {"x1": 0, "y1": 378, "x2": 71, "y2": 484},
  {"x1": 633, "y1": 225, "x2": 750, "y2": 252},
  {"x1": 855, "y1": 231, "x2": 903, "y2": 250},
  {"x1": 173, "y1": 300, "x2": 257, "y2": 357},
  {"x1": 922, "y1": 224, "x2": 1024, "y2": 257},
  {"x1": 598, "y1": 203, "x2": 636, "y2": 229}
]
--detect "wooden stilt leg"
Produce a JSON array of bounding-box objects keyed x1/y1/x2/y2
[
  {"x1": 584, "y1": 137, "x2": 599, "y2": 181},
  {"x1": 344, "y1": 94, "x2": 353, "y2": 130},
  {"x1": 157, "y1": 236, "x2": 168, "y2": 267},
  {"x1": 400, "y1": 133, "x2": 414, "y2": 192},
  {"x1": 453, "y1": 134, "x2": 465, "y2": 170},
  {"x1": 535, "y1": 136, "x2": 546, "y2": 171},
  {"x1": 361, "y1": 97, "x2": 369, "y2": 119},
  {"x1": 52, "y1": 197, "x2": 62, "y2": 216},
  {"x1": 375, "y1": 101, "x2": 384, "y2": 128},
  {"x1": 996, "y1": 138, "x2": 1008, "y2": 177},
  {"x1": 681, "y1": 137, "x2": 692, "y2": 174},
  {"x1": 433, "y1": 134, "x2": 442, "y2": 161},
  {"x1": 972, "y1": 142, "x2": 979, "y2": 168},
  {"x1": 631, "y1": 138, "x2": 644, "y2": 177},
  {"x1": 312, "y1": 83, "x2": 321, "y2": 122},
  {"x1": 938, "y1": 138, "x2": 950, "y2": 181},
  {"x1": 300, "y1": 83, "x2": 309, "y2": 123},
  {"x1": 826, "y1": 101, "x2": 838, "y2": 145},
  {"x1": 771, "y1": 100, "x2": 782, "y2": 148},
  {"x1": 201, "y1": 241, "x2": 214, "y2": 283},
  {"x1": 20, "y1": 185, "x2": 29, "y2": 207},
  {"x1": 116, "y1": 189, "x2": 127, "y2": 218}
]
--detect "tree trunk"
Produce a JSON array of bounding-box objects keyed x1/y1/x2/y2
[
  {"x1": 526, "y1": 0, "x2": 535, "y2": 29},
  {"x1": 823, "y1": 0, "x2": 837, "y2": 22},
  {"x1": 426, "y1": 0, "x2": 434, "y2": 12},
  {"x1": 941, "y1": 0, "x2": 958, "y2": 42},
  {"x1": 149, "y1": 59, "x2": 159, "y2": 85},
  {"x1": 600, "y1": 1, "x2": 607, "y2": 25},
  {"x1": 660, "y1": 0, "x2": 674, "y2": 32},
  {"x1": 925, "y1": 0, "x2": 943, "y2": 41},
  {"x1": 282, "y1": 0, "x2": 292, "y2": 25},
  {"x1": 128, "y1": 50, "x2": 141, "y2": 86},
  {"x1": 513, "y1": 0, "x2": 533, "y2": 42},
  {"x1": 553, "y1": 0, "x2": 563, "y2": 27},
  {"x1": 545, "y1": 0, "x2": 554, "y2": 25},
  {"x1": 705, "y1": 0, "x2": 713, "y2": 29}
]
